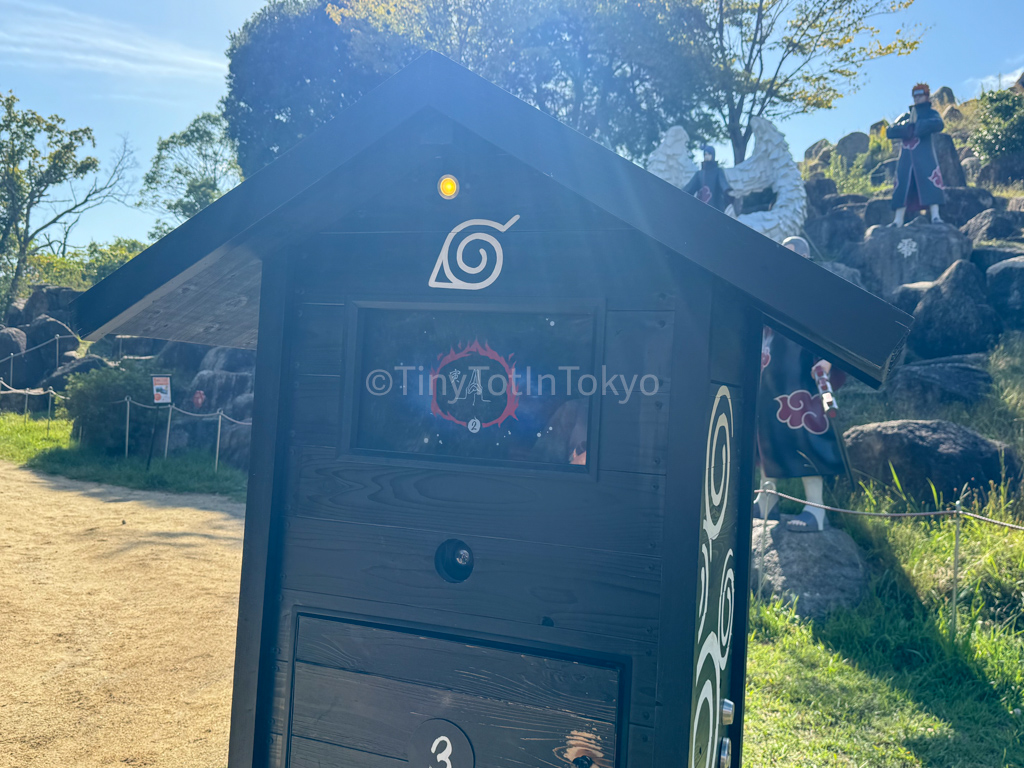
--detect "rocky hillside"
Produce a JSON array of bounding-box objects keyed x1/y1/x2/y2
[
  {"x1": 795, "y1": 83, "x2": 1024, "y2": 499},
  {"x1": 1, "y1": 286, "x2": 254, "y2": 469}
]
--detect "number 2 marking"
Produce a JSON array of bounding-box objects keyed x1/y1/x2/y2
[{"x1": 431, "y1": 736, "x2": 453, "y2": 768}]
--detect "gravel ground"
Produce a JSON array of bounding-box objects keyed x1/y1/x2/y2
[{"x1": 0, "y1": 461, "x2": 244, "y2": 768}]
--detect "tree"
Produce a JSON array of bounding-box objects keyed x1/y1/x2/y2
[
  {"x1": 971, "y1": 89, "x2": 1024, "y2": 162},
  {"x1": 222, "y1": 1, "x2": 714, "y2": 175},
  {"x1": 0, "y1": 92, "x2": 133, "y2": 319},
  {"x1": 686, "y1": 0, "x2": 922, "y2": 161},
  {"x1": 25, "y1": 237, "x2": 146, "y2": 292},
  {"x1": 222, "y1": 0, "x2": 393, "y2": 177},
  {"x1": 139, "y1": 112, "x2": 243, "y2": 239},
  {"x1": 329, "y1": 0, "x2": 716, "y2": 159}
]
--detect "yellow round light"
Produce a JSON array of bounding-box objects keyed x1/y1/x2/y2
[{"x1": 438, "y1": 174, "x2": 459, "y2": 199}]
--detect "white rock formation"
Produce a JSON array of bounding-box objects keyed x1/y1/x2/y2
[
  {"x1": 645, "y1": 126, "x2": 698, "y2": 189},
  {"x1": 646, "y1": 117, "x2": 808, "y2": 243}
]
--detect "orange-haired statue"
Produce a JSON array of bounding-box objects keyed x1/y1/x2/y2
[{"x1": 887, "y1": 83, "x2": 946, "y2": 226}]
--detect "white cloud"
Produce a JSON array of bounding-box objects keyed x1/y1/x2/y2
[
  {"x1": 0, "y1": 0, "x2": 225, "y2": 81},
  {"x1": 963, "y1": 52, "x2": 1024, "y2": 96}
]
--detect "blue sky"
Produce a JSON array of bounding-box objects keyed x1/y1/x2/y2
[{"x1": 2, "y1": 0, "x2": 1022, "y2": 247}]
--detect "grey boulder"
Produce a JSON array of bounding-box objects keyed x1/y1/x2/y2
[
  {"x1": 933, "y1": 133, "x2": 967, "y2": 189},
  {"x1": 833, "y1": 132, "x2": 870, "y2": 166},
  {"x1": 940, "y1": 187, "x2": 995, "y2": 227},
  {"x1": 154, "y1": 342, "x2": 213, "y2": 378},
  {"x1": 885, "y1": 356, "x2": 992, "y2": 415},
  {"x1": 865, "y1": 198, "x2": 895, "y2": 227},
  {"x1": 198, "y1": 346, "x2": 257, "y2": 374},
  {"x1": 908, "y1": 260, "x2": 1001, "y2": 359},
  {"x1": 843, "y1": 218, "x2": 973, "y2": 298},
  {"x1": 188, "y1": 369, "x2": 254, "y2": 413},
  {"x1": 986, "y1": 256, "x2": 1024, "y2": 328},
  {"x1": 0, "y1": 326, "x2": 30, "y2": 389},
  {"x1": 805, "y1": 206, "x2": 866, "y2": 254},
  {"x1": 20, "y1": 285, "x2": 83, "y2": 327},
  {"x1": 38, "y1": 355, "x2": 112, "y2": 392},
  {"x1": 804, "y1": 176, "x2": 838, "y2": 216},
  {"x1": 961, "y1": 208, "x2": 1024, "y2": 243},
  {"x1": 972, "y1": 244, "x2": 1024, "y2": 273},
  {"x1": 750, "y1": 519, "x2": 867, "y2": 619},
  {"x1": 844, "y1": 419, "x2": 1019, "y2": 501},
  {"x1": 890, "y1": 281, "x2": 932, "y2": 314},
  {"x1": 870, "y1": 158, "x2": 898, "y2": 186},
  {"x1": 25, "y1": 314, "x2": 79, "y2": 371}
]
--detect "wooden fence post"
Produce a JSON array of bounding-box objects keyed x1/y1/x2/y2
[
  {"x1": 164, "y1": 405, "x2": 173, "y2": 459},
  {"x1": 124, "y1": 397, "x2": 131, "y2": 458},
  {"x1": 215, "y1": 410, "x2": 223, "y2": 473}
]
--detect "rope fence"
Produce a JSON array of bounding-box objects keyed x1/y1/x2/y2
[
  {"x1": 0, "y1": 384, "x2": 251, "y2": 472},
  {"x1": 754, "y1": 481, "x2": 1024, "y2": 637},
  {"x1": 1, "y1": 334, "x2": 77, "y2": 382},
  {"x1": 114, "y1": 397, "x2": 252, "y2": 470}
]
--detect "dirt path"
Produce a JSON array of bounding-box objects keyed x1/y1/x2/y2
[{"x1": 0, "y1": 461, "x2": 244, "y2": 768}]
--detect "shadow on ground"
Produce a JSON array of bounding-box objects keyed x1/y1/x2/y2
[{"x1": 811, "y1": 515, "x2": 1024, "y2": 767}]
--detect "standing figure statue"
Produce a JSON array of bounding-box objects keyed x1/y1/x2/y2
[
  {"x1": 757, "y1": 237, "x2": 848, "y2": 533},
  {"x1": 646, "y1": 119, "x2": 807, "y2": 242},
  {"x1": 683, "y1": 145, "x2": 733, "y2": 213},
  {"x1": 887, "y1": 83, "x2": 945, "y2": 227}
]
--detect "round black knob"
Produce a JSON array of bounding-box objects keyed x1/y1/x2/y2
[
  {"x1": 435, "y1": 539, "x2": 474, "y2": 583},
  {"x1": 573, "y1": 757, "x2": 594, "y2": 768}
]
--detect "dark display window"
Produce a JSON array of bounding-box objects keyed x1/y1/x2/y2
[{"x1": 353, "y1": 308, "x2": 596, "y2": 468}]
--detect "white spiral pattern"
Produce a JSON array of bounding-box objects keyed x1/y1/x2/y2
[
  {"x1": 690, "y1": 386, "x2": 736, "y2": 768},
  {"x1": 428, "y1": 215, "x2": 520, "y2": 291},
  {"x1": 718, "y1": 549, "x2": 736, "y2": 662},
  {"x1": 703, "y1": 389, "x2": 733, "y2": 540}
]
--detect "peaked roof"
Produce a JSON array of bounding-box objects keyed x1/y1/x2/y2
[{"x1": 72, "y1": 51, "x2": 910, "y2": 385}]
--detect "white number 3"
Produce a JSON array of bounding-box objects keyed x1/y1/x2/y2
[{"x1": 431, "y1": 736, "x2": 453, "y2": 768}]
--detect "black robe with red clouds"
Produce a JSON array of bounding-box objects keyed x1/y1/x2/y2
[{"x1": 757, "y1": 328, "x2": 846, "y2": 478}]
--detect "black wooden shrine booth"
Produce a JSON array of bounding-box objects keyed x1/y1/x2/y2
[{"x1": 73, "y1": 54, "x2": 911, "y2": 768}]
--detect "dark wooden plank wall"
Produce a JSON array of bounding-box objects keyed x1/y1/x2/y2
[
  {"x1": 261, "y1": 233, "x2": 714, "y2": 768},
  {"x1": 706, "y1": 286, "x2": 762, "y2": 768},
  {"x1": 296, "y1": 618, "x2": 621, "y2": 720}
]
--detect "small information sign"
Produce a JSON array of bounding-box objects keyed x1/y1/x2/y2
[{"x1": 152, "y1": 376, "x2": 171, "y2": 404}]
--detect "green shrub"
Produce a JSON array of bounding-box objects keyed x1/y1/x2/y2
[
  {"x1": 824, "y1": 152, "x2": 889, "y2": 197},
  {"x1": 971, "y1": 90, "x2": 1024, "y2": 162},
  {"x1": 853, "y1": 132, "x2": 895, "y2": 175},
  {"x1": 63, "y1": 362, "x2": 164, "y2": 455}
]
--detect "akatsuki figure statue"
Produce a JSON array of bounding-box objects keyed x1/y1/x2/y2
[
  {"x1": 887, "y1": 83, "x2": 946, "y2": 226},
  {"x1": 757, "y1": 237, "x2": 847, "y2": 532},
  {"x1": 683, "y1": 144, "x2": 733, "y2": 212}
]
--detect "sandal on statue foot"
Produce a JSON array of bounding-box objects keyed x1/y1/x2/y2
[{"x1": 786, "y1": 509, "x2": 824, "y2": 533}]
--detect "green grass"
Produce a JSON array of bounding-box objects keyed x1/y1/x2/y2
[
  {"x1": 993, "y1": 183, "x2": 1024, "y2": 199},
  {"x1": 746, "y1": 594, "x2": 1024, "y2": 767},
  {"x1": 743, "y1": 332, "x2": 1024, "y2": 765},
  {"x1": 0, "y1": 410, "x2": 75, "y2": 462},
  {"x1": 0, "y1": 412, "x2": 247, "y2": 501},
  {"x1": 5, "y1": 339, "x2": 1024, "y2": 765}
]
